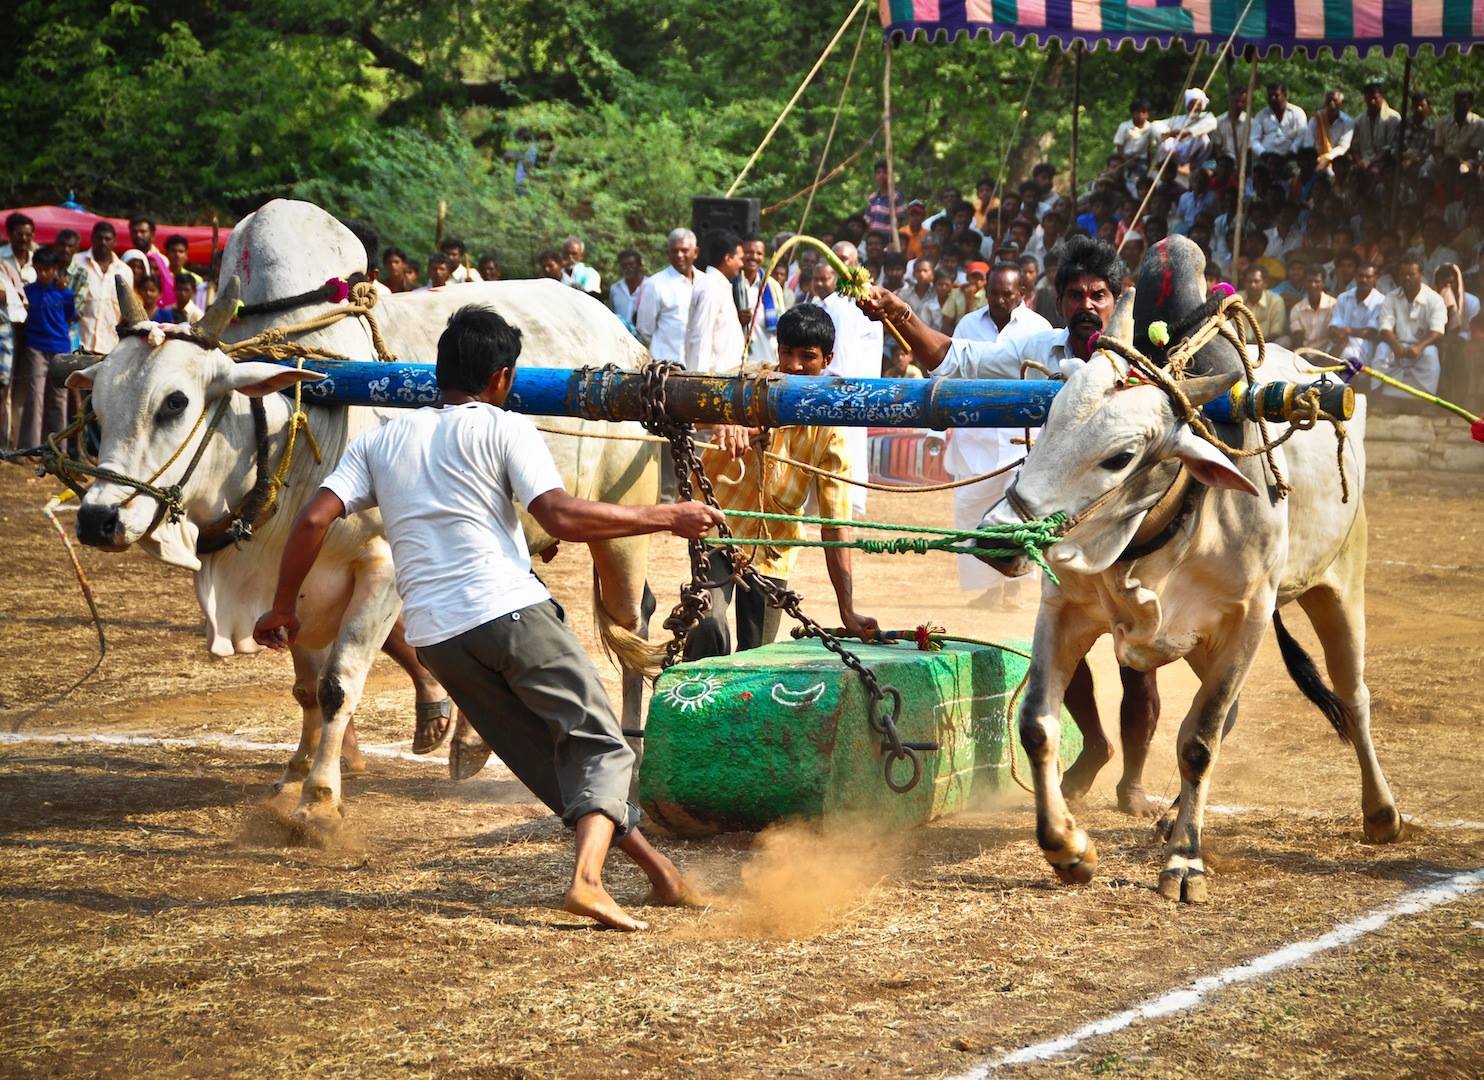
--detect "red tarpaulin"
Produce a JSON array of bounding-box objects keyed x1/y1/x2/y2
[{"x1": 0, "y1": 206, "x2": 230, "y2": 266}]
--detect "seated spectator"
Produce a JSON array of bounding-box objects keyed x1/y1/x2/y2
[
  {"x1": 880, "y1": 251, "x2": 908, "y2": 295},
  {"x1": 1251, "y1": 81, "x2": 1309, "y2": 158},
  {"x1": 1175, "y1": 169, "x2": 1219, "y2": 234},
  {"x1": 1434, "y1": 262, "x2": 1481, "y2": 401},
  {"x1": 1304, "y1": 90, "x2": 1355, "y2": 175},
  {"x1": 1121, "y1": 231, "x2": 1146, "y2": 272},
  {"x1": 1353, "y1": 80, "x2": 1401, "y2": 173},
  {"x1": 1401, "y1": 92, "x2": 1436, "y2": 178},
  {"x1": 1114, "y1": 97, "x2": 1156, "y2": 177},
  {"x1": 933, "y1": 267, "x2": 966, "y2": 334},
  {"x1": 909, "y1": 235, "x2": 942, "y2": 279},
  {"x1": 1024, "y1": 210, "x2": 1066, "y2": 270},
  {"x1": 1031, "y1": 250, "x2": 1061, "y2": 326},
  {"x1": 1212, "y1": 92, "x2": 1248, "y2": 162},
  {"x1": 1240, "y1": 264, "x2": 1288, "y2": 344},
  {"x1": 1272, "y1": 251, "x2": 1310, "y2": 308},
  {"x1": 1408, "y1": 215, "x2": 1461, "y2": 280},
  {"x1": 477, "y1": 253, "x2": 501, "y2": 282},
  {"x1": 423, "y1": 252, "x2": 455, "y2": 289},
  {"x1": 952, "y1": 230, "x2": 983, "y2": 269},
  {"x1": 970, "y1": 178, "x2": 998, "y2": 233},
  {"x1": 1327, "y1": 261, "x2": 1387, "y2": 364},
  {"x1": 863, "y1": 230, "x2": 889, "y2": 283},
  {"x1": 1434, "y1": 89, "x2": 1484, "y2": 176},
  {"x1": 1030, "y1": 162, "x2": 1059, "y2": 217},
  {"x1": 898, "y1": 256, "x2": 942, "y2": 331},
  {"x1": 1154, "y1": 88, "x2": 1217, "y2": 167},
  {"x1": 1373, "y1": 255, "x2": 1446, "y2": 403},
  {"x1": 1017, "y1": 254, "x2": 1041, "y2": 307},
  {"x1": 1285, "y1": 268, "x2": 1336, "y2": 349}
]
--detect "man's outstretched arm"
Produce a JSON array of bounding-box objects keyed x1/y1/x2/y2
[
  {"x1": 858, "y1": 286, "x2": 954, "y2": 371},
  {"x1": 253, "y1": 487, "x2": 346, "y2": 649},
  {"x1": 529, "y1": 490, "x2": 724, "y2": 542}
]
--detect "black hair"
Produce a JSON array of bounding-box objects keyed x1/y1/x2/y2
[
  {"x1": 382, "y1": 247, "x2": 407, "y2": 263},
  {"x1": 616, "y1": 248, "x2": 641, "y2": 262},
  {"x1": 1053, "y1": 235, "x2": 1127, "y2": 299},
  {"x1": 436, "y1": 305, "x2": 523, "y2": 392},
  {"x1": 56, "y1": 229, "x2": 80, "y2": 245},
  {"x1": 1267, "y1": 80, "x2": 1287, "y2": 93},
  {"x1": 873, "y1": 159, "x2": 888, "y2": 171},
  {"x1": 5, "y1": 212, "x2": 34, "y2": 237},
  {"x1": 90, "y1": 220, "x2": 115, "y2": 240},
  {"x1": 776, "y1": 303, "x2": 835, "y2": 354},
  {"x1": 164, "y1": 233, "x2": 189, "y2": 250},
  {"x1": 127, "y1": 214, "x2": 155, "y2": 230},
  {"x1": 138, "y1": 271, "x2": 162, "y2": 290},
  {"x1": 1363, "y1": 79, "x2": 1385, "y2": 94},
  {"x1": 698, "y1": 229, "x2": 742, "y2": 271},
  {"x1": 440, "y1": 235, "x2": 466, "y2": 254},
  {"x1": 338, "y1": 218, "x2": 379, "y2": 271},
  {"x1": 1033, "y1": 161, "x2": 1056, "y2": 176},
  {"x1": 173, "y1": 271, "x2": 196, "y2": 289},
  {"x1": 976, "y1": 176, "x2": 996, "y2": 190},
  {"x1": 427, "y1": 252, "x2": 453, "y2": 270},
  {"x1": 740, "y1": 233, "x2": 764, "y2": 246},
  {"x1": 31, "y1": 247, "x2": 61, "y2": 271},
  {"x1": 1131, "y1": 96, "x2": 1151, "y2": 112},
  {"x1": 883, "y1": 251, "x2": 908, "y2": 269},
  {"x1": 536, "y1": 248, "x2": 562, "y2": 265},
  {"x1": 865, "y1": 229, "x2": 891, "y2": 244},
  {"x1": 1393, "y1": 254, "x2": 1423, "y2": 272}
]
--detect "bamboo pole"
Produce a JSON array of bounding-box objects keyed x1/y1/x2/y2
[
  {"x1": 884, "y1": 42, "x2": 901, "y2": 251},
  {"x1": 1069, "y1": 41, "x2": 1083, "y2": 207},
  {"x1": 1390, "y1": 53, "x2": 1413, "y2": 228},
  {"x1": 1230, "y1": 50, "x2": 1260, "y2": 279}
]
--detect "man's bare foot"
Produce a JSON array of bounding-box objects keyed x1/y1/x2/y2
[
  {"x1": 563, "y1": 883, "x2": 648, "y2": 931},
  {"x1": 642, "y1": 872, "x2": 713, "y2": 908},
  {"x1": 1117, "y1": 783, "x2": 1164, "y2": 818}
]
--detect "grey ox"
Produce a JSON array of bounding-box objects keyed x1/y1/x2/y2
[
  {"x1": 68, "y1": 200, "x2": 661, "y2": 837},
  {"x1": 981, "y1": 236, "x2": 1402, "y2": 903}
]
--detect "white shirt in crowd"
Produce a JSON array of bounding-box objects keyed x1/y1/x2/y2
[
  {"x1": 68, "y1": 250, "x2": 134, "y2": 353},
  {"x1": 0, "y1": 244, "x2": 36, "y2": 324},
  {"x1": 737, "y1": 271, "x2": 777, "y2": 363},
  {"x1": 941, "y1": 304, "x2": 1052, "y2": 480},
  {"x1": 1302, "y1": 111, "x2": 1355, "y2": 164},
  {"x1": 1330, "y1": 285, "x2": 1387, "y2": 363},
  {"x1": 1287, "y1": 290, "x2": 1336, "y2": 349},
  {"x1": 1113, "y1": 118, "x2": 1156, "y2": 163},
  {"x1": 1352, "y1": 104, "x2": 1401, "y2": 163},
  {"x1": 633, "y1": 265, "x2": 694, "y2": 363},
  {"x1": 321, "y1": 403, "x2": 565, "y2": 648},
  {"x1": 1211, "y1": 110, "x2": 1247, "y2": 161},
  {"x1": 937, "y1": 327, "x2": 1083, "y2": 383},
  {"x1": 816, "y1": 290, "x2": 884, "y2": 514},
  {"x1": 609, "y1": 276, "x2": 643, "y2": 327},
  {"x1": 1250, "y1": 104, "x2": 1310, "y2": 157},
  {"x1": 1380, "y1": 283, "x2": 1447, "y2": 345},
  {"x1": 563, "y1": 261, "x2": 600, "y2": 292},
  {"x1": 683, "y1": 265, "x2": 745, "y2": 374},
  {"x1": 449, "y1": 264, "x2": 483, "y2": 284}
]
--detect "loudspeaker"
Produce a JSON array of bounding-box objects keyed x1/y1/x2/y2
[{"x1": 691, "y1": 195, "x2": 760, "y2": 240}]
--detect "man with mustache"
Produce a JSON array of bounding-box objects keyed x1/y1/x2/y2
[{"x1": 857, "y1": 235, "x2": 1164, "y2": 817}]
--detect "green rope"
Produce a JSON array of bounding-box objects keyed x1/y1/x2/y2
[{"x1": 706, "y1": 508, "x2": 1070, "y2": 584}]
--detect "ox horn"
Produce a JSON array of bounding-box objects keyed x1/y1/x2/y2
[
  {"x1": 1106, "y1": 285, "x2": 1136, "y2": 342},
  {"x1": 1179, "y1": 369, "x2": 1242, "y2": 407},
  {"x1": 195, "y1": 277, "x2": 241, "y2": 346},
  {"x1": 115, "y1": 274, "x2": 148, "y2": 325}
]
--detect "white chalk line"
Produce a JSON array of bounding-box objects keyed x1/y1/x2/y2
[
  {"x1": 955, "y1": 865, "x2": 1484, "y2": 1077},
  {"x1": 0, "y1": 730, "x2": 507, "y2": 770}
]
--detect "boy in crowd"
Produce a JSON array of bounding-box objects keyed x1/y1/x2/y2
[
  {"x1": 423, "y1": 253, "x2": 454, "y2": 289},
  {"x1": 688, "y1": 304, "x2": 878, "y2": 657},
  {"x1": 253, "y1": 305, "x2": 720, "y2": 931},
  {"x1": 18, "y1": 248, "x2": 75, "y2": 448}
]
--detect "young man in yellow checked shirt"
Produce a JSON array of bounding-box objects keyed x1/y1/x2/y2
[{"x1": 685, "y1": 304, "x2": 879, "y2": 659}]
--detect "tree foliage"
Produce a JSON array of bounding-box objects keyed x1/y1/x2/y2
[{"x1": 3, "y1": 0, "x2": 1480, "y2": 279}]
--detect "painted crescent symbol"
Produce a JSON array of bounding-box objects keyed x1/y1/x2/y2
[{"x1": 770, "y1": 681, "x2": 826, "y2": 708}]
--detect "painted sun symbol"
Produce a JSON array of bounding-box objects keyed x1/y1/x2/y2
[{"x1": 660, "y1": 675, "x2": 724, "y2": 714}]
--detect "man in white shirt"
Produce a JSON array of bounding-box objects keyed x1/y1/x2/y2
[
  {"x1": 1303, "y1": 89, "x2": 1355, "y2": 175},
  {"x1": 1113, "y1": 98, "x2": 1155, "y2": 175},
  {"x1": 1284, "y1": 267, "x2": 1335, "y2": 350},
  {"x1": 634, "y1": 228, "x2": 696, "y2": 363},
  {"x1": 940, "y1": 263, "x2": 1051, "y2": 606},
  {"x1": 561, "y1": 235, "x2": 601, "y2": 293},
  {"x1": 1353, "y1": 80, "x2": 1401, "y2": 172},
  {"x1": 608, "y1": 249, "x2": 645, "y2": 333},
  {"x1": 1435, "y1": 90, "x2": 1484, "y2": 172},
  {"x1": 684, "y1": 230, "x2": 745, "y2": 374},
  {"x1": 1327, "y1": 262, "x2": 1387, "y2": 364},
  {"x1": 1374, "y1": 255, "x2": 1447, "y2": 400},
  {"x1": 68, "y1": 221, "x2": 134, "y2": 355},
  {"x1": 816, "y1": 242, "x2": 883, "y2": 514},
  {"x1": 737, "y1": 234, "x2": 783, "y2": 363},
  {"x1": 253, "y1": 305, "x2": 721, "y2": 932},
  {"x1": 1251, "y1": 81, "x2": 1308, "y2": 158},
  {"x1": 1153, "y1": 89, "x2": 1218, "y2": 168},
  {"x1": 1407, "y1": 216, "x2": 1461, "y2": 281},
  {"x1": 1211, "y1": 89, "x2": 1248, "y2": 162}
]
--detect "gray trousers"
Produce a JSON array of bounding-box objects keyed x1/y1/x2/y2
[
  {"x1": 17, "y1": 347, "x2": 68, "y2": 449},
  {"x1": 417, "y1": 600, "x2": 640, "y2": 837}
]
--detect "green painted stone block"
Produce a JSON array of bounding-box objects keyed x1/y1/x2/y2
[{"x1": 639, "y1": 639, "x2": 1082, "y2": 835}]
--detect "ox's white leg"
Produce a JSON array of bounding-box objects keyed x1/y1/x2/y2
[
  {"x1": 1021, "y1": 601, "x2": 1103, "y2": 885},
  {"x1": 293, "y1": 552, "x2": 401, "y2": 835},
  {"x1": 1159, "y1": 614, "x2": 1268, "y2": 903},
  {"x1": 589, "y1": 534, "x2": 657, "y2": 736},
  {"x1": 277, "y1": 645, "x2": 330, "y2": 789},
  {"x1": 1295, "y1": 543, "x2": 1401, "y2": 843}
]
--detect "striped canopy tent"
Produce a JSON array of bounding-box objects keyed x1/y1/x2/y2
[{"x1": 879, "y1": 0, "x2": 1483, "y2": 55}]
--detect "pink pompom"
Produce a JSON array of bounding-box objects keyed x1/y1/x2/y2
[
  {"x1": 1472, "y1": 419, "x2": 1484, "y2": 443},
  {"x1": 1086, "y1": 331, "x2": 1102, "y2": 349},
  {"x1": 1211, "y1": 282, "x2": 1236, "y2": 299},
  {"x1": 325, "y1": 277, "x2": 350, "y2": 303}
]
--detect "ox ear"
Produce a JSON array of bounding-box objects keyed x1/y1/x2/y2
[
  {"x1": 66, "y1": 361, "x2": 105, "y2": 391},
  {"x1": 1107, "y1": 285, "x2": 1136, "y2": 341},
  {"x1": 1172, "y1": 427, "x2": 1260, "y2": 496},
  {"x1": 1179, "y1": 369, "x2": 1242, "y2": 407},
  {"x1": 223, "y1": 361, "x2": 326, "y2": 398}
]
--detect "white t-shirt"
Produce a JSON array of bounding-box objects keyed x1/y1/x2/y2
[{"x1": 321, "y1": 403, "x2": 565, "y2": 647}]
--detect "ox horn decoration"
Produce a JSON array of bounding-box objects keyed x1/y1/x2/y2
[
  {"x1": 115, "y1": 274, "x2": 148, "y2": 325},
  {"x1": 195, "y1": 276, "x2": 241, "y2": 346}
]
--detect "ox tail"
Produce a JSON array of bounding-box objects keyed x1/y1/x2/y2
[
  {"x1": 1272, "y1": 611, "x2": 1354, "y2": 744},
  {"x1": 593, "y1": 568, "x2": 666, "y2": 679}
]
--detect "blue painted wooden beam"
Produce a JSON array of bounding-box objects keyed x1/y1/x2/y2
[{"x1": 288, "y1": 360, "x2": 1351, "y2": 429}]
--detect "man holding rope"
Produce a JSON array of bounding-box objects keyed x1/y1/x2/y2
[{"x1": 855, "y1": 235, "x2": 1165, "y2": 816}]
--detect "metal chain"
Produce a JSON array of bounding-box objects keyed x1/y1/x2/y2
[{"x1": 634, "y1": 361, "x2": 932, "y2": 793}]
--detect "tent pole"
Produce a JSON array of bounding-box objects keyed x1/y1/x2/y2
[
  {"x1": 884, "y1": 41, "x2": 901, "y2": 252},
  {"x1": 1230, "y1": 49, "x2": 1259, "y2": 280},
  {"x1": 1391, "y1": 53, "x2": 1413, "y2": 229},
  {"x1": 1070, "y1": 41, "x2": 1083, "y2": 207}
]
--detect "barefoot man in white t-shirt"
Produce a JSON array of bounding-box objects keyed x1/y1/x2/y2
[{"x1": 253, "y1": 304, "x2": 723, "y2": 931}]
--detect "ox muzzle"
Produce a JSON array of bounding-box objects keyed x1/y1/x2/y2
[{"x1": 77, "y1": 502, "x2": 129, "y2": 550}]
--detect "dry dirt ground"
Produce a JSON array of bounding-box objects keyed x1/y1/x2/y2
[{"x1": 2, "y1": 461, "x2": 1483, "y2": 1079}]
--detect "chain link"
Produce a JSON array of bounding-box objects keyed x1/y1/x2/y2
[{"x1": 632, "y1": 361, "x2": 931, "y2": 793}]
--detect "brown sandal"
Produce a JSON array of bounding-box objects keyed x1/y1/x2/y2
[
  {"x1": 412, "y1": 698, "x2": 453, "y2": 754},
  {"x1": 447, "y1": 712, "x2": 492, "y2": 780}
]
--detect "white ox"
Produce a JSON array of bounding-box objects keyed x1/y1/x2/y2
[
  {"x1": 982, "y1": 249, "x2": 1402, "y2": 903},
  {"x1": 70, "y1": 200, "x2": 661, "y2": 834}
]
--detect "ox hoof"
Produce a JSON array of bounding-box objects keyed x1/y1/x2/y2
[
  {"x1": 290, "y1": 788, "x2": 345, "y2": 844},
  {"x1": 449, "y1": 737, "x2": 492, "y2": 782},
  {"x1": 341, "y1": 754, "x2": 368, "y2": 777},
  {"x1": 1364, "y1": 805, "x2": 1406, "y2": 844},
  {"x1": 1117, "y1": 784, "x2": 1165, "y2": 819},
  {"x1": 275, "y1": 760, "x2": 312, "y2": 791},
  {"x1": 1157, "y1": 865, "x2": 1208, "y2": 904},
  {"x1": 1048, "y1": 831, "x2": 1098, "y2": 885}
]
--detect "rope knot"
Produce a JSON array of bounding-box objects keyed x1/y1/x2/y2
[{"x1": 349, "y1": 281, "x2": 379, "y2": 310}]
